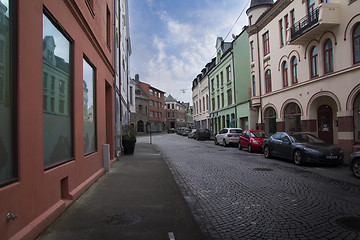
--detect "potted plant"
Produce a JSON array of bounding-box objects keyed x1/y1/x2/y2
[{"x1": 122, "y1": 125, "x2": 136, "y2": 154}]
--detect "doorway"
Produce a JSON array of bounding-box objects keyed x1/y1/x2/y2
[{"x1": 318, "y1": 105, "x2": 333, "y2": 144}]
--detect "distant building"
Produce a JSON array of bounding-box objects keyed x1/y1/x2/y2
[
  {"x1": 165, "y1": 95, "x2": 188, "y2": 130},
  {"x1": 130, "y1": 74, "x2": 149, "y2": 134},
  {"x1": 138, "y1": 78, "x2": 165, "y2": 132}
]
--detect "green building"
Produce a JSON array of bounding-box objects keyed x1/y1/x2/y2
[{"x1": 209, "y1": 29, "x2": 252, "y2": 134}]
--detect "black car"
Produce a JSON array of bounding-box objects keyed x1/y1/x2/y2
[
  {"x1": 263, "y1": 132, "x2": 343, "y2": 165},
  {"x1": 194, "y1": 128, "x2": 211, "y2": 140},
  {"x1": 349, "y1": 151, "x2": 360, "y2": 178}
]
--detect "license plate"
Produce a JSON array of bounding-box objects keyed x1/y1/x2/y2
[{"x1": 326, "y1": 155, "x2": 338, "y2": 159}]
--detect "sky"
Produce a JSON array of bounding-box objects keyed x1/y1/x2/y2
[{"x1": 129, "y1": 0, "x2": 253, "y2": 104}]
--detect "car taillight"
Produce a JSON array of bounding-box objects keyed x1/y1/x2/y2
[{"x1": 228, "y1": 134, "x2": 233, "y2": 137}]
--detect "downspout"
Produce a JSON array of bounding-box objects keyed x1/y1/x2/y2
[
  {"x1": 256, "y1": 26, "x2": 263, "y2": 130},
  {"x1": 231, "y1": 51, "x2": 237, "y2": 128}
]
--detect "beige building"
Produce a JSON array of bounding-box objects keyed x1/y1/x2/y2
[
  {"x1": 192, "y1": 59, "x2": 216, "y2": 129},
  {"x1": 246, "y1": 0, "x2": 360, "y2": 154}
]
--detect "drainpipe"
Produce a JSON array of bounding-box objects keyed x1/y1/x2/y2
[
  {"x1": 231, "y1": 51, "x2": 237, "y2": 128},
  {"x1": 256, "y1": 26, "x2": 263, "y2": 130}
]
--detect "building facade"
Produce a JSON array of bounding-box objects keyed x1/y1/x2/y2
[
  {"x1": 1, "y1": 0, "x2": 117, "y2": 239},
  {"x1": 130, "y1": 74, "x2": 149, "y2": 134},
  {"x1": 138, "y1": 81, "x2": 165, "y2": 132},
  {"x1": 246, "y1": 0, "x2": 360, "y2": 154},
  {"x1": 165, "y1": 95, "x2": 187, "y2": 130},
  {"x1": 114, "y1": 0, "x2": 131, "y2": 157},
  {"x1": 192, "y1": 59, "x2": 215, "y2": 130}
]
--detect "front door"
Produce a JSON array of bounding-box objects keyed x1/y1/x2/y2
[{"x1": 318, "y1": 105, "x2": 333, "y2": 144}]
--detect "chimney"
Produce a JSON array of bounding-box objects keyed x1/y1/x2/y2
[{"x1": 135, "y1": 74, "x2": 140, "y2": 83}]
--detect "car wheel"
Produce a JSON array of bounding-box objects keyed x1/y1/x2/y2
[
  {"x1": 223, "y1": 139, "x2": 228, "y2": 147},
  {"x1": 264, "y1": 146, "x2": 271, "y2": 158},
  {"x1": 352, "y1": 159, "x2": 360, "y2": 178},
  {"x1": 214, "y1": 138, "x2": 218, "y2": 145},
  {"x1": 248, "y1": 144, "x2": 252, "y2": 153},
  {"x1": 238, "y1": 143, "x2": 242, "y2": 150},
  {"x1": 293, "y1": 150, "x2": 303, "y2": 165}
]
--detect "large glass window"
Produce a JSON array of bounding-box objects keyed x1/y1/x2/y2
[
  {"x1": 284, "y1": 103, "x2": 302, "y2": 132},
  {"x1": 0, "y1": 0, "x2": 16, "y2": 186},
  {"x1": 310, "y1": 47, "x2": 319, "y2": 78},
  {"x1": 353, "y1": 23, "x2": 360, "y2": 64},
  {"x1": 43, "y1": 11, "x2": 73, "y2": 169},
  {"x1": 324, "y1": 39, "x2": 333, "y2": 73},
  {"x1": 83, "y1": 57, "x2": 96, "y2": 155}
]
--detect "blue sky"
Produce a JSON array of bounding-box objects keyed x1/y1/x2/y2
[{"x1": 129, "y1": 0, "x2": 252, "y2": 103}]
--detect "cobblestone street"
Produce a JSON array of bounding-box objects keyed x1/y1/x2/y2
[{"x1": 138, "y1": 134, "x2": 360, "y2": 240}]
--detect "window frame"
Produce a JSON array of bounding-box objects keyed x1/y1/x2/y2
[
  {"x1": 282, "y1": 61, "x2": 289, "y2": 87},
  {"x1": 353, "y1": 23, "x2": 360, "y2": 64},
  {"x1": 265, "y1": 69, "x2": 272, "y2": 93},
  {"x1": 323, "y1": 39, "x2": 333, "y2": 74},
  {"x1": 291, "y1": 56, "x2": 298, "y2": 84},
  {"x1": 252, "y1": 75, "x2": 256, "y2": 96},
  {"x1": 250, "y1": 41, "x2": 254, "y2": 62},
  {"x1": 279, "y1": 19, "x2": 284, "y2": 47},
  {"x1": 263, "y1": 31, "x2": 270, "y2": 56},
  {"x1": 310, "y1": 46, "x2": 319, "y2": 78}
]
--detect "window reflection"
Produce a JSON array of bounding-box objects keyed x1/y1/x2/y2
[
  {"x1": 83, "y1": 58, "x2": 97, "y2": 155},
  {"x1": 0, "y1": 0, "x2": 15, "y2": 185},
  {"x1": 43, "y1": 12, "x2": 73, "y2": 169}
]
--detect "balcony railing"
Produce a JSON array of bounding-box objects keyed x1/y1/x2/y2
[{"x1": 290, "y1": 7, "x2": 319, "y2": 41}]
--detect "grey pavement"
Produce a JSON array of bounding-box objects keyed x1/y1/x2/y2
[{"x1": 38, "y1": 142, "x2": 206, "y2": 240}]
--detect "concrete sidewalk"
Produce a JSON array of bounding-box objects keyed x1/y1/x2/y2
[{"x1": 38, "y1": 142, "x2": 206, "y2": 240}]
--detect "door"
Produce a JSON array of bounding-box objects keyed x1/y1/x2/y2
[{"x1": 318, "y1": 105, "x2": 333, "y2": 144}]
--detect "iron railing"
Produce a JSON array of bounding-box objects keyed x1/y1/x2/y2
[{"x1": 290, "y1": 7, "x2": 319, "y2": 41}]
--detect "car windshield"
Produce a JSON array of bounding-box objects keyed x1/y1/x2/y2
[
  {"x1": 291, "y1": 133, "x2": 324, "y2": 144},
  {"x1": 230, "y1": 129, "x2": 242, "y2": 133},
  {"x1": 251, "y1": 131, "x2": 269, "y2": 138}
]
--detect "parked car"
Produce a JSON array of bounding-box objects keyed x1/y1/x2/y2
[
  {"x1": 349, "y1": 151, "x2": 360, "y2": 178},
  {"x1": 182, "y1": 128, "x2": 191, "y2": 136},
  {"x1": 188, "y1": 129, "x2": 197, "y2": 138},
  {"x1": 239, "y1": 130, "x2": 269, "y2": 152},
  {"x1": 194, "y1": 128, "x2": 211, "y2": 140},
  {"x1": 214, "y1": 128, "x2": 243, "y2": 147},
  {"x1": 167, "y1": 128, "x2": 176, "y2": 133},
  {"x1": 263, "y1": 132, "x2": 344, "y2": 165}
]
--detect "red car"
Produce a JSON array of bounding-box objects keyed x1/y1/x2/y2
[{"x1": 239, "y1": 130, "x2": 269, "y2": 153}]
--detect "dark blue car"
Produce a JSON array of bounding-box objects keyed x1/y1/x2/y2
[{"x1": 263, "y1": 132, "x2": 344, "y2": 165}]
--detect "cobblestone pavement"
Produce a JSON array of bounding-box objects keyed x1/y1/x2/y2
[{"x1": 138, "y1": 134, "x2": 360, "y2": 240}]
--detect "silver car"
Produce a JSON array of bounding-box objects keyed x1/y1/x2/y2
[{"x1": 214, "y1": 128, "x2": 243, "y2": 147}]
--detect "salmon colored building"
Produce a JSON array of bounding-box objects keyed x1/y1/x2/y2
[
  {"x1": 139, "y1": 81, "x2": 166, "y2": 132},
  {"x1": 0, "y1": 0, "x2": 116, "y2": 239}
]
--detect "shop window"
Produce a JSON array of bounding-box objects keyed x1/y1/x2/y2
[
  {"x1": 83, "y1": 57, "x2": 97, "y2": 155},
  {"x1": 264, "y1": 107, "x2": 277, "y2": 135},
  {"x1": 284, "y1": 103, "x2": 302, "y2": 132},
  {"x1": 354, "y1": 93, "x2": 360, "y2": 142},
  {"x1": 0, "y1": 0, "x2": 16, "y2": 186},
  {"x1": 43, "y1": 10, "x2": 73, "y2": 169}
]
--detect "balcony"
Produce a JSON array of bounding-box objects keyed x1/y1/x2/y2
[{"x1": 289, "y1": 3, "x2": 340, "y2": 45}]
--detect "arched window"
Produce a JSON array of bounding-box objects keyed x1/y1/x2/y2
[
  {"x1": 252, "y1": 75, "x2": 256, "y2": 96},
  {"x1": 282, "y1": 61, "x2": 288, "y2": 87},
  {"x1": 265, "y1": 69, "x2": 272, "y2": 93},
  {"x1": 353, "y1": 23, "x2": 360, "y2": 64},
  {"x1": 310, "y1": 46, "x2": 319, "y2": 78},
  {"x1": 324, "y1": 39, "x2": 333, "y2": 73},
  {"x1": 284, "y1": 103, "x2": 302, "y2": 132},
  {"x1": 264, "y1": 107, "x2": 277, "y2": 135},
  {"x1": 291, "y1": 56, "x2": 298, "y2": 84}
]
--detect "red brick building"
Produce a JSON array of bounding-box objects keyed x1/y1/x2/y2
[
  {"x1": 139, "y1": 81, "x2": 165, "y2": 132},
  {"x1": 0, "y1": 1, "x2": 116, "y2": 239}
]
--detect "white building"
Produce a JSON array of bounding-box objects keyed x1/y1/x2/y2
[{"x1": 247, "y1": 0, "x2": 360, "y2": 155}]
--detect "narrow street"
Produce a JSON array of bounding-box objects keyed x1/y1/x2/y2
[{"x1": 138, "y1": 134, "x2": 360, "y2": 240}]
